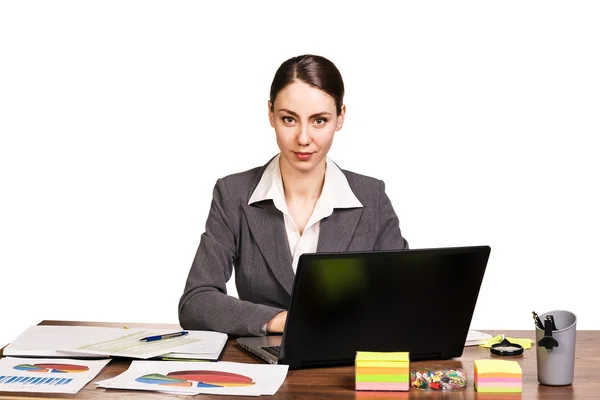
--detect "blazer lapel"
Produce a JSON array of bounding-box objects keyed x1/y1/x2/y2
[
  {"x1": 242, "y1": 202, "x2": 295, "y2": 294},
  {"x1": 317, "y1": 208, "x2": 364, "y2": 253}
]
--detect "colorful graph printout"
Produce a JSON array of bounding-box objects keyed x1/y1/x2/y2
[
  {"x1": 0, "y1": 357, "x2": 110, "y2": 394},
  {"x1": 14, "y1": 363, "x2": 89, "y2": 373},
  {"x1": 99, "y1": 360, "x2": 288, "y2": 396},
  {"x1": 136, "y1": 370, "x2": 255, "y2": 388},
  {"x1": 0, "y1": 376, "x2": 74, "y2": 386}
]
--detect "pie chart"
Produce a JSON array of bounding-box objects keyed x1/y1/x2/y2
[
  {"x1": 13, "y1": 363, "x2": 89, "y2": 373},
  {"x1": 136, "y1": 370, "x2": 255, "y2": 388}
]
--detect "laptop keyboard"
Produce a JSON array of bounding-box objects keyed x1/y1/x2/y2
[{"x1": 261, "y1": 346, "x2": 280, "y2": 357}]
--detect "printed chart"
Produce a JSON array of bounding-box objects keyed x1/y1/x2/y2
[
  {"x1": 13, "y1": 363, "x2": 89, "y2": 373},
  {"x1": 0, "y1": 376, "x2": 74, "y2": 386},
  {"x1": 100, "y1": 360, "x2": 288, "y2": 396},
  {"x1": 136, "y1": 370, "x2": 255, "y2": 388},
  {"x1": 0, "y1": 358, "x2": 110, "y2": 394}
]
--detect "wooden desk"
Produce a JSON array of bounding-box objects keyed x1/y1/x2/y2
[{"x1": 1, "y1": 321, "x2": 599, "y2": 399}]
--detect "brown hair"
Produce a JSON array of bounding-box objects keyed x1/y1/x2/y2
[{"x1": 269, "y1": 54, "x2": 345, "y2": 115}]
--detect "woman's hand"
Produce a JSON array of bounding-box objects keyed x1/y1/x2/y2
[{"x1": 266, "y1": 311, "x2": 288, "y2": 334}]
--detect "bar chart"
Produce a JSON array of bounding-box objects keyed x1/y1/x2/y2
[{"x1": 0, "y1": 376, "x2": 74, "y2": 386}]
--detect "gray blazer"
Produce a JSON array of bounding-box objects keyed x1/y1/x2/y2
[{"x1": 178, "y1": 160, "x2": 408, "y2": 337}]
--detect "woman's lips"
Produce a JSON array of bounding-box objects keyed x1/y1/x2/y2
[{"x1": 294, "y1": 152, "x2": 313, "y2": 161}]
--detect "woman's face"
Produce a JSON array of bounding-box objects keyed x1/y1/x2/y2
[{"x1": 269, "y1": 80, "x2": 345, "y2": 174}]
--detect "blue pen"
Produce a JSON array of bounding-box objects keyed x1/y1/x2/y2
[{"x1": 139, "y1": 331, "x2": 188, "y2": 342}]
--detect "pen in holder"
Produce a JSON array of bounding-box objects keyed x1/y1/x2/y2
[{"x1": 535, "y1": 310, "x2": 577, "y2": 386}]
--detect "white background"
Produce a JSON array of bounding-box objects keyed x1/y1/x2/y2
[{"x1": 1, "y1": 1, "x2": 599, "y2": 348}]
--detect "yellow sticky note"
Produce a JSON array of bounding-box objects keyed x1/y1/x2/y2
[
  {"x1": 356, "y1": 351, "x2": 409, "y2": 362},
  {"x1": 474, "y1": 359, "x2": 522, "y2": 375},
  {"x1": 481, "y1": 335, "x2": 533, "y2": 349}
]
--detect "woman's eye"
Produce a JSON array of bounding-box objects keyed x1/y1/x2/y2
[
  {"x1": 314, "y1": 118, "x2": 327, "y2": 125},
  {"x1": 283, "y1": 116, "x2": 295, "y2": 124}
]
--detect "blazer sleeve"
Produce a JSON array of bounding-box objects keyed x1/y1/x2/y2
[
  {"x1": 374, "y1": 180, "x2": 409, "y2": 250},
  {"x1": 178, "y1": 178, "x2": 283, "y2": 337}
]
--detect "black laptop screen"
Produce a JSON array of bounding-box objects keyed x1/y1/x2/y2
[{"x1": 279, "y1": 246, "x2": 490, "y2": 369}]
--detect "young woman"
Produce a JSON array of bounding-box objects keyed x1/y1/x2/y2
[{"x1": 179, "y1": 55, "x2": 408, "y2": 337}]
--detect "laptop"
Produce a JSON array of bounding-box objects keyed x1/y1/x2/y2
[{"x1": 237, "y1": 246, "x2": 490, "y2": 369}]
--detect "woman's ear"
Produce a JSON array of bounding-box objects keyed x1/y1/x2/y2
[
  {"x1": 268, "y1": 100, "x2": 275, "y2": 128},
  {"x1": 336, "y1": 104, "x2": 346, "y2": 131}
]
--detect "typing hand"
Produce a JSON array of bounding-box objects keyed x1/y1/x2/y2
[{"x1": 266, "y1": 311, "x2": 287, "y2": 334}]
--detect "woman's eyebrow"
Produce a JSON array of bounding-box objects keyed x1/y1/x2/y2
[{"x1": 278, "y1": 108, "x2": 332, "y2": 119}]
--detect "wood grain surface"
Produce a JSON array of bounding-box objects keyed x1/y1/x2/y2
[{"x1": 1, "y1": 321, "x2": 598, "y2": 399}]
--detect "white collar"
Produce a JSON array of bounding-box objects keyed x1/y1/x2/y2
[{"x1": 248, "y1": 154, "x2": 363, "y2": 213}]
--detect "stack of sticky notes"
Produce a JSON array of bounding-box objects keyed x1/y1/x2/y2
[
  {"x1": 355, "y1": 351, "x2": 409, "y2": 391},
  {"x1": 474, "y1": 359, "x2": 522, "y2": 393}
]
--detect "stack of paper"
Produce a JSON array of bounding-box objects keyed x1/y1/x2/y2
[
  {"x1": 355, "y1": 351, "x2": 409, "y2": 391},
  {"x1": 4, "y1": 326, "x2": 227, "y2": 360},
  {"x1": 474, "y1": 359, "x2": 522, "y2": 393},
  {"x1": 96, "y1": 360, "x2": 288, "y2": 396},
  {"x1": 0, "y1": 357, "x2": 110, "y2": 394},
  {"x1": 466, "y1": 330, "x2": 493, "y2": 346}
]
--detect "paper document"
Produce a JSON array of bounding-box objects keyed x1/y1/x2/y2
[
  {"x1": 97, "y1": 360, "x2": 288, "y2": 396},
  {"x1": 4, "y1": 325, "x2": 125, "y2": 358},
  {"x1": 72, "y1": 329, "x2": 199, "y2": 359},
  {"x1": 0, "y1": 357, "x2": 110, "y2": 394},
  {"x1": 465, "y1": 330, "x2": 493, "y2": 346},
  {"x1": 4, "y1": 326, "x2": 227, "y2": 360},
  {"x1": 160, "y1": 330, "x2": 228, "y2": 360}
]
